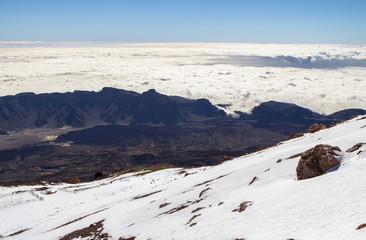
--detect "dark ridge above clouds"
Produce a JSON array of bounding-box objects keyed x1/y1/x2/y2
[
  {"x1": 0, "y1": 87, "x2": 365, "y2": 132},
  {"x1": 0, "y1": 88, "x2": 225, "y2": 131}
]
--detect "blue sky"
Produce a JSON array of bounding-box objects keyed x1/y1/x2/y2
[{"x1": 0, "y1": 0, "x2": 365, "y2": 43}]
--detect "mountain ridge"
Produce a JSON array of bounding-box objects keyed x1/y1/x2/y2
[{"x1": 1, "y1": 88, "x2": 365, "y2": 132}]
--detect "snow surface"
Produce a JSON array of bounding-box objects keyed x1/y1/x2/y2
[
  {"x1": 1, "y1": 42, "x2": 366, "y2": 115},
  {"x1": 1, "y1": 115, "x2": 366, "y2": 240}
]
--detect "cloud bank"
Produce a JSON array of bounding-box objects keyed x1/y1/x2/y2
[{"x1": 0, "y1": 43, "x2": 365, "y2": 115}]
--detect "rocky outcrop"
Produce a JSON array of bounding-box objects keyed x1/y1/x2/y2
[
  {"x1": 305, "y1": 123, "x2": 326, "y2": 133},
  {"x1": 289, "y1": 123, "x2": 327, "y2": 139},
  {"x1": 296, "y1": 144, "x2": 341, "y2": 180}
]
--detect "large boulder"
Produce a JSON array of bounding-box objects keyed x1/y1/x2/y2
[{"x1": 296, "y1": 144, "x2": 341, "y2": 180}]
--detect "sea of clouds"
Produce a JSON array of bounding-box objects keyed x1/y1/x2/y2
[{"x1": 1, "y1": 42, "x2": 365, "y2": 115}]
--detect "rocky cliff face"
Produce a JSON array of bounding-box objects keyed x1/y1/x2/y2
[{"x1": 0, "y1": 88, "x2": 225, "y2": 130}]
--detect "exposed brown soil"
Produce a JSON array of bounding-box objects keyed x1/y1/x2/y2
[
  {"x1": 194, "y1": 174, "x2": 227, "y2": 187},
  {"x1": 52, "y1": 208, "x2": 107, "y2": 230},
  {"x1": 133, "y1": 190, "x2": 162, "y2": 200},
  {"x1": 60, "y1": 220, "x2": 110, "y2": 240}
]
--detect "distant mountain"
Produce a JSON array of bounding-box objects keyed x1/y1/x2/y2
[
  {"x1": 0, "y1": 88, "x2": 225, "y2": 131},
  {"x1": 241, "y1": 100, "x2": 366, "y2": 124},
  {"x1": 1, "y1": 88, "x2": 365, "y2": 132}
]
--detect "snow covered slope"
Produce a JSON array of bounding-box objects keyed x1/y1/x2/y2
[{"x1": 1, "y1": 115, "x2": 366, "y2": 240}]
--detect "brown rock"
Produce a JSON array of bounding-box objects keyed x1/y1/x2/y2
[
  {"x1": 66, "y1": 176, "x2": 80, "y2": 184},
  {"x1": 346, "y1": 143, "x2": 365, "y2": 153},
  {"x1": 356, "y1": 223, "x2": 366, "y2": 230},
  {"x1": 288, "y1": 132, "x2": 304, "y2": 140},
  {"x1": 296, "y1": 144, "x2": 341, "y2": 180},
  {"x1": 249, "y1": 176, "x2": 257, "y2": 185},
  {"x1": 233, "y1": 201, "x2": 253, "y2": 213},
  {"x1": 159, "y1": 203, "x2": 170, "y2": 208},
  {"x1": 239, "y1": 201, "x2": 253, "y2": 212},
  {"x1": 219, "y1": 155, "x2": 233, "y2": 164},
  {"x1": 306, "y1": 123, "x2": 327, "y2": 133}
]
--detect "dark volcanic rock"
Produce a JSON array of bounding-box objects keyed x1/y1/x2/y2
[
  {"x1": 250, "y1": 101, "x2": 322, "y2": 123},
  {"x1": 243, "y1": 101, "x2": 366, "y2": 125},
  {"x1": 328, "y1": 108, "x2": 366, "y2": 120},
  {"x1": 296, "y1": 144, "x2": 341, "y2": 180},
  {"x1": 94, "y1": 172, "x2": 104, "y2": 180},
  {"x1": 0, "y1": 88, "x2": 225, "y2": 130},
  {"x1": 0, "y1": 130, "x2": 8, "y2": 135}
]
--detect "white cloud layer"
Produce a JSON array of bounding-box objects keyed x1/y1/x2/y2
[{"x1": 1, "y1": 42, "x2": 366, "y2": 114}]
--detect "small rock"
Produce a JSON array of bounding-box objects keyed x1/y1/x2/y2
[
  {"x1": 66, "y1": 176, "x2": 80, "y2": 184},
  {"x1": 94, "y1": 172, "x2": 104, "y2": 180},
  {"x1": 233, "y1": 201, "x2": 253, "y2": 213},
  {"x1": 249, "y1": 176, "x2": 257, "y2": 185},
  {"x1": 306, "y1": 123, "x2": 327, "y2": 133},
  {"x1": 159, "y1": 203, "x2": 170, "y2": 208},
  {"x1": 346, "y1": 143, "x2": 365, "y2": 153},
  {"x1": 356, "y1": 223, "x2": 366, "y2": 230},
  {"x1": 288, "y1": 132, "x2": 304, "y2": 140}
]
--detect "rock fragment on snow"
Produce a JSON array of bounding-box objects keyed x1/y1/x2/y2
[
  {"x1": 249, "y1": 176, "x2": 257, "y2": 185},
  {"x1": 233, "y1": 201, "x2": 253, "y2": 213},
  {"x1": 296, "y1": 144, "x2": 341, "y2": 180},
  {"x1": 356, "y1": 223, "x2": 366, "y2": 230},
  {"x1": 346, "y1": 143, "x2": 365, "y2": 152},
  {"x1": 306, "y1": 123, "x2": 327, "y2": 133}
]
